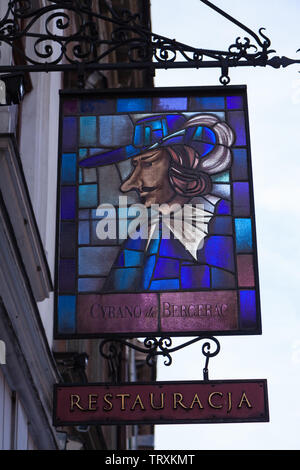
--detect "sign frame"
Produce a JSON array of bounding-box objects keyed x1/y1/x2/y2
[
  {"x1": 53, "y1": 379, "x2": 269, "y2": 426},
  {"x1": 54, "y1": 85, "x2": 262, "y2": 339}
]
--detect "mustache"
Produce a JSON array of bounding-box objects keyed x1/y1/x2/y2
[{"x1": 139, "y1": 186, "x2": 157, "y2": 193}]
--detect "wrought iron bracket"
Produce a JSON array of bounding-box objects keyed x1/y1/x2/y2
[
  {"x1": 99, "y1": 336, "x2": 221, "y2": 382},
  {"x1": 0, "y1": 1, "x2": 299, "y2": 84}
]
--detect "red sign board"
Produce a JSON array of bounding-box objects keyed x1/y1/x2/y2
[{"x1": 53, "y1": 380, "x2": 269, "y2": 426}]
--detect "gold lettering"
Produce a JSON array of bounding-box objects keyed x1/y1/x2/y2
[
  {"x1": 173, "y1": 393, "x2": 188, "y2": 409},
  {"x1": 130, "y1": 394, "x2": 145, "y2": 411},
  {"x1": 103, "y1": 393, "x2": 113, "y2": 411},
  {"x1": 189, "y1": 393, "x2": 204, "y2": 409},
  {"x1": 88, "y1": 394, "x2": 98, "y2": 411},
  {"x1": 116, "y1": 393, "x2": 130, "y2": 410},
  {"x1": 150, "y1": 393, "x2": 165, "y2": 410},
  {"x1": 238, "y1": 392, "x2": 252, "y2": 409},
  {"x1": 227, "y1": 392, "x2": 232, "y2": 413},
  {"x1": 208, "y1": 392, "x2": 223, "y2": 409},
  {"x1": 70, "y1": 394, "x2": 85, "y2": 411}
]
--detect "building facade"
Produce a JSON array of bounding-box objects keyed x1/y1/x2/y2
[{"x1": 0, "y1": 0, "x2": 154, "y2": 450}]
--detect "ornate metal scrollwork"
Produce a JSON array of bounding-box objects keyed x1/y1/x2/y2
[
  {"x1": 99, "y1": 336, "x2": 220, "y2": 381},
  {"x1": 0, "y1": 0, "x2": 299, "y2": 83}
]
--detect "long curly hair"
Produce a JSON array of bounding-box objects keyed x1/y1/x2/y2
[{"x1": 165, "y1": 114, "x2": 235, "y2": 198}]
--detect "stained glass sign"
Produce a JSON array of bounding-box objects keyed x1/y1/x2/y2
[{"x1": 55, "y1": 86, "x2": 261, "y2": 338}]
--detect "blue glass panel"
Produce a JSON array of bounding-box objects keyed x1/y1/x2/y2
[
  {"x1": 126, "y1": 145, "x2": 142, "y2": 158},
  {"x1": 61, "y1": 153, "x2": 76, "y2": 184},
  {"x1": 231, "y1": 149, "x2": 248, "y2": 180},
  {"x1": 79, "y1": 184, "x2": 98, "y2": 208},
  {"x1": 124, "y1": 250, "x2": 144, "y2": 267},
  {"x1": 198, "y1": 236, "x2": 235, "y2": 271},
  {"x1": 134, "y1": 124, "x2": 144, "y2": 146},
  {"x1": 117, "y1": 98, "x2": 152, "y2": 112},
  {"x1": 80, "y1": 116, "x2": 97, "y2": 146},
  {"x1": 153, "y1": 97, "x2": 187, "y2": 111},
  {"x1": 106, "y1": 267, "x2": 142, "y2": 291},
  {"x1": 211, "y1": 171, "x2": 230, "y2": 183},
  {"x1": 115, "y1": 251, "x2": 125, "y2": 267},
  {"x1": 165, "y1": 115, "x2": 186, "y2": 133},
  {"x1": 79, "y1": 209, "x2": 89, "y2": 219},
  {"x1": 216, "y1": 200, "x2": 231, "y2": 215},
  {"x1": 194, "y1": 126, "x2": 216, "y2": 144},
  {"x1": 211, "y1": 267, "x2": 235, "y2": 288},
  {"x1": 209, "y1": 216, "x2": 232, "y2": 235},
  {"x1": 122, "y1": 236, "x2": 147, "y2": 251},
  {"x1": 78, "y1": 246, "x2": 119, "y2": 275},
  {"x1": 228, "y1": 111, "x2": 246, "y2": 146},
  {"x1": 78, "y1": 278, "x2": 105, "y2": 292},
  {"x1": 58, "y1": 295, "x2": 76, "y2": 334},
  {"x1": 235, "y1": 218, "x2": 253, "y2": 252},
  {"x1": 142, "y1": 255, "x2": 156, "y2": 290},
  {"x1": 79, "y1": 148, "x2": 88, "y2": 160},
  {"x1": 62, "y1": 117, "x2": 77, "y2": 151},
  {"x1": 153, "y1": 258, "x2": 180, "y2": 279},
  {"x1": 78, "y1": 220, "x2": 90, "y2": 244},
  {"x1": 147, "y1": 236, "x2": 160, "y2": 254},
  {"x1": 233, "y1": 182, "x2": 250, "y2": 216},
  {"x1": 60, "y1": 186, "x2": 76, "y2": 220},
  {"x1": 181, "y1": 265, "x2": 210, "y2": 289},
  {"x1": 191, "y1": 96, "x2": 225, "y2": 110},
  {"x1": 240, "y1": 290, "x2": 257, "y2": 328},
  {"x1": 99, "y1": 115, "x2": 133, "y2": 146},
  {"x1": 59, "y1": 259, "x2": 76, "y2": 292},
  {"x1": 159, "y1": 238, "x2": 194, "y2": 261},
  {"x1": 60, "y1": 221, "x2": 76, "y2": 257},
  {"x1": 227, "y1": 96, "x2": 243, "y2": 109},
  {"x1": 149, "y1": 279, "x2": 180, "y2": 290},
  {"x1": 152, "y1": 129, "x2": 163, "y2": 142}
]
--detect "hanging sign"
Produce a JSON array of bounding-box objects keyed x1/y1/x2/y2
[
  {"x1": 53, "y1": 379, "x2": 269, "y2": 426},
  {"x1": 55, "y1": 86, "x2": 261, "y2": 338}
]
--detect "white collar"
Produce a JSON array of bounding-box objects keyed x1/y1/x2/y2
[{"x1": 146, "y1": 204, "x2": 215, "y2": 260}]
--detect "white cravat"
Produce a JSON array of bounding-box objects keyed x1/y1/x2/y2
[{"x1": 146, "y1": 204, "x2": 214, "y2": 260}]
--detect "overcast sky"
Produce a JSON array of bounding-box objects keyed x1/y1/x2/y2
[{"x1": 151, "y1": 0, "x2": 300, "y2": 450}]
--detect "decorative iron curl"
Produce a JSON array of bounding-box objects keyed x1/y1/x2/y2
[
  {"x1": 99, "y1": 336, "x2": 220, "y2": 380},
  {"x1": 0, "y1": 1, "x2": 299, "y2": 83}
]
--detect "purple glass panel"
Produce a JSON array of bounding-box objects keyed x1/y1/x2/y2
[
  {"x1": 80, "y1": 98, "x2": 114, "y2": 114},
  {"x1": 152, "y1": 97, "x2": 187, "y2": 111},
  {"x1": 237, "y1": 254, "x2": 255, "y2": 287},
  {"x1": 227, "y1": 96, "x2": 243, "y2": 109},
  {"x1": 59, "y1": 259, "x2": 76, "y2": 292},
  {"x1": 60, "y1": 186, "x2": 76, "y2": 220},
  {"x1": 233, "y1": 182, "x2": 250, "y2": 216},
  {"x1": 228, "y1": 111, "x2": 246, "y2": 146},
  {"x1": 63, "y1": 99, "x2": 78, "y2": 114},
  {"x1": 62, "y1": 117, "x2": 77, "y2": 151},
  {"x1": 160, "y1": 291, "x2": 238, "y2": 332},
  {"x1": 77, "y1": 293, "x2": 159, "y2": 334},
  {"x1": 60, "y1": 221, "x2": 76, "y2": 257}
]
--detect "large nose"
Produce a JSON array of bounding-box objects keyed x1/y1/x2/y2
[{"x1": 120, "y1": 165, "x2": 142, "y2": 193}]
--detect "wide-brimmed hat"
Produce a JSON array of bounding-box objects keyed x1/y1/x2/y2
[{"x1": 79, "y1": 113, "x2": 235, "y2": 175}]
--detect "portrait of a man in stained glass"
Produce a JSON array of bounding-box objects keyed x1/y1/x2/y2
[
  {"x1": 56, "y1": 89, "x2": 260, "y2": 337},
  {"x1": 79, "y1": 113, "x2": 235, "y2": 293}
]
